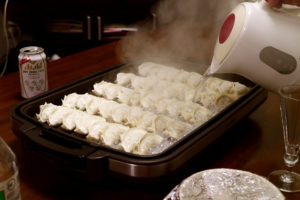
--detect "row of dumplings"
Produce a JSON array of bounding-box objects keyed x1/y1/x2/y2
[
  {"x1": 93, "y1": 81, "x2": 213, "y2": 124},
  {"x1": 36, "y1": 103, "x2": 163, "y2": 155},
  {"x1": 115, "y1": 62, "x2": 250, "y2": 111},
  {"x1": 62, "y1": 93, "x2": 191, "y2": 139},
  {"x1": 138, "y1": 62, "x2": 204, "y2": 88}
]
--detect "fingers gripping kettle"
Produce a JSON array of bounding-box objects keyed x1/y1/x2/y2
[{"x1": 210, "y1": 1, "x2": 300, "y2": 92}]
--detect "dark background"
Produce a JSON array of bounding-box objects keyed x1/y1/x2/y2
[{"x1": 0, "y1": 0, "x2": 158, "y2": 74}]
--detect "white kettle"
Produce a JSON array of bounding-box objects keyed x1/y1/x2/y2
[{"x1": 209, "y1": 0, "x2": 300, "y2": 92}]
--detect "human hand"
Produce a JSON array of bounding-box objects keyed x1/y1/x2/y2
[{"x1": 266, "y1": 0, "x2": 300, "y2": 8}]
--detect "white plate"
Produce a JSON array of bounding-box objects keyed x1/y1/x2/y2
[{"x1": 164, "y1": 168, "x2": 285, "y2": 200}]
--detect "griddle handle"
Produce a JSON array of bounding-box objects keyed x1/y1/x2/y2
[
  {"x1": 22, "y1": 127, "x2": 109, "y2": 182},
  {"x1": 22, "y1": 127, "x2": 96, "y2": 161}
]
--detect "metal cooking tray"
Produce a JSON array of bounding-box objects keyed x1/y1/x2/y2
[{"x1": 10, "y1": 63, "x2": 268, "y2": 181}]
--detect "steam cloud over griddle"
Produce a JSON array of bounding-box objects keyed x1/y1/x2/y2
[{"x1": 117, "y1": 0, "x2": 241, "y2": 69}]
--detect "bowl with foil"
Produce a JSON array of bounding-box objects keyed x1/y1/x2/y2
[{"x1": 164, "y1": 168, "x2": 285, "y2": 200}]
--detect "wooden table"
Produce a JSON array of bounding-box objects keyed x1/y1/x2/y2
[{"x1": 1, "y1": 41, "x2": 300, "y2": 200}]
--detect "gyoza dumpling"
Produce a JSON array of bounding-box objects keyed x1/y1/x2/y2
[
  {"x1": 194, "y1": 90, "x2": 217, "y2": 109},
  {"x1": 92, "y1": 81, "x2": 106, "y2": 97},
  {"x1": 74, "y1": 114, "x2": 105, "y2": 135},
  {"x1": 120, "y1": 128, "x2": 148, "y2": 153},
  {"x1": 186, "y1": 72, "x2": 203, "y2": 88},
  {"x1": 93, "y1": 81, "x2": 118, "y2": 100},
  {"x1": 93, "y1": 81, "x2": 141, "y2": 106},
  {"x1": 159, "y1": 85, "x2": 179, "y2": 99},
  {"x1": 76, "y1": 93, "x2": 94, "y2": 111},
  {"x1": 166, "y1": 83, "x2": 195, "y2": 102},
  {"x1": 157, "y1": 82, "x2": 195, "y2": 102},
  {"x1": 215, "y1": 95, "x2": 235, "y2": 110},
  {"x1": 136, "y1": 112, "x2": 158, "y2": 133},
  {"x1": 111, "y1": 104, "x2": 131, "y2": 124},
  {"x1": 36, "y1": 103, "x2": 58, "y2": 123},
  {"x1": 201, "y1": 77, "x2": 223, "y2": 93},
  {"x1": 87, "y1": 121, "x2": 108, "y2": 142},
  {"x1": 153, "y1": 115, "x2": 171, "y2": 133},
  {"x1": 126, "y1": 106, "x2": 144, "y2": 127},
  {"x1": 97, "y1": 100, "x2": 119, "y2": 120},
  {"x1": 176, "y1": 70, "x2": 190, "y2": 83},
  {"x1": 200, "y1": 77, "x2": 249, "y2": 100},
  {"x1": 137, "y1": 62, "x2": 203, "y2": 87},
  {"x1": 86, "y1": 98, "x2": 101, "y2": 114},
  {"x1": 164, "y1": 119, "x2": 191, "y2": 139},
  {"x1": 184, "y1": 87, "x2": 197, "y2": 102},
  {"x1": 140, "y1": 92, "x2": 162, "y2": 110},
  {"x1": 131, "y1": 76, "x2": 154, "y2": 91},
  {"x1": 48, "y1": 106, "x2": 72, "y2": 126},
  {"x1": 155, "y1": 99, "x2": 169, "y2": 114},
  {"x1": 128, "y1": 91, "x2": 141, "y2": 106},
  {"x1": 62, "y1": 93, "x2": 80, "y2": 109},
  {"x1": 116, "y1": 73, "x2": 154, "y2": 90},
  {"x1": 102, "y1": 85, "x2": 119, "y2": 101},
  {"x1": 115, "y1": 86, "x2": 137, "y2": 105},
  {"x1": 164, "y1": 99, "x2": 182, "y2": 117},
  {"x1": 136, "y1": 133, "x2": 163, "y2": 155},
  {"x1": 115, "y1": 73, "x2": 134, "y2": 86},
  {"x1": 139, "y1": 62, "x2": 179, "y2": 81},
  {"x1": 61, "y1": 111, "x2": 81, "y2": 131},
  {"x1": 233, "y1": 82, "x2": 250, "y2": 95},
  {"x1": 101, "y1": 124, "x2": 129, "y2": 146},
  {"x1": 194, "y1": 90, "x2": 239, "y2": 112},
  {"x1": 138, "y1": 62, "x2": 177, "y2": 81},
  {"x1": 180, "y1": 103, "x2": 213, "y2": 124},
  {"x1": 137, "y1": 62, "x2": 155, "y2": 77}
]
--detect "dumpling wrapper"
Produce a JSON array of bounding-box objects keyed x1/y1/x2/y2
[
  {"x1": 74, "y1": 115, "x2": 105, "y2": 135},
  {"x1": 135, "y1": 133, "x2": 163, "y2": 155},
  {"x1": 164, "y1": 119, "x2": 191, "y2": 139},
  {"x1": 120, "y1": 128, "x2": 148, "y2": 153},
  {"x1": 180, "y1": 103, "x2": 213, "y2": 124},
  {"x1": 86, "y1": 98, "x2": 101, "y2": 114},
  {"x1": 87, "y1": 121, "x2": 108, "y2": 142},
  {"x1": 93, "y1": 81, "x2": 119, "y2": 100},
  {"x1": 76, "y1": 94, "x2": 93, "y2": 110},
  {"x1": 155, "y1": 100, "x2": 169, "y2": 114},
  {"x1": 176, "y1": 70, "x2": 190, "y2": 83},
  {"x1": 140, "y1": 93, "x2": 161, "y2": 110},
  {"x1": 115, "y1": 73, "x2": 134, "y2": 86},
  {"x1": 98, "y1": 100, "x2": 119, "y2": 119},
  {"x1": 164, "y1": 99, "x2": 182, "y2": 117},
  {"x1": 36, "y1": 103, "x2": 58, "y2": 123},
  {"x1": 186, "y1": 72, "x2": 203, "y2": 88},
  {"x1": 62, "y1": 93, "x2": 80, "y2": 109},
  {"x1": 136, "y1": 112, "x2": 158, "y2": 133},
  {"x1": 48, "y1": 107, "x2": 72, "y2": 126},
  {"x1": 126, "y1": 106, "x2": 144, "y2": 127},
  {"x1": 138, "y1": 62, "x2": 203, "y2": 87},
  {"x1": 93, "y1": 81, "x2": 141, "y2": 106},
  {"x1": 111, "y1": 104, "x2": 131, "y2": 124},
  {"x1": 92, "y1": 81, "x2": 108, "y2": 97},
  {"x1": 61, "y1": 112, "x2": 81, "y2": 131},
  {"x1": 101, "y1": 124, "x2": 129, "y2": 146},
  {"x1": 116, "y1": 86, "x2": 136, "y2": 105}
]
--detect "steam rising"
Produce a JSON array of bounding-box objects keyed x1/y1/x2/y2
[{"x1": 117, "y1": 0, "x2": 241, "y2": 71}]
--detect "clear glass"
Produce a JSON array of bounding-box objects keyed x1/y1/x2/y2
[
  {"x1": 0, "y1": 136, "x2": 21, "y2": 200},
  {"x1": 268, "y1": 85, "x2": 300, "y2": 192}
]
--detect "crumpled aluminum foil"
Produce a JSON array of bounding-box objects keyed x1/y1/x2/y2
[{"x1": 164, "y1": 168, "x2": 284, "y2": 200}]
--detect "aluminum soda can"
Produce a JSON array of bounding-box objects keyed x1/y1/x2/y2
[{"x1": 18, "y1": 46, "x2": 48, "y2": 98}]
